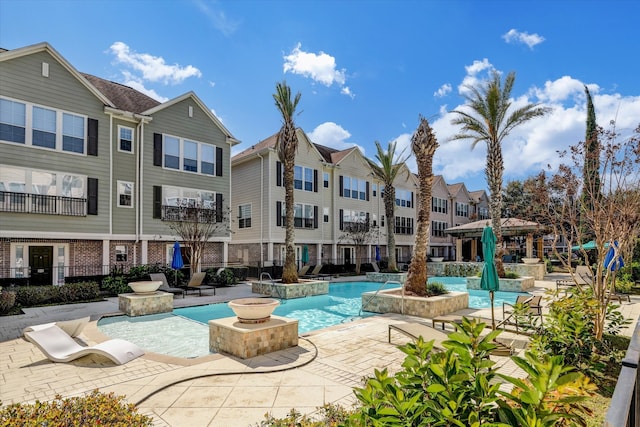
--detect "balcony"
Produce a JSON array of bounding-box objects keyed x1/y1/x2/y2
[
  {"x1": 162, "y1": 205, "x2": 218, "y2": 223},
  {"x1": 0, "y1": 191, "x2": 86, "y2": 216}
]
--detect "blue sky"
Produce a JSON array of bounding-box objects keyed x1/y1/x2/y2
[{"x1": 2, "y1": 0, "x2": 639, "y2": 192}]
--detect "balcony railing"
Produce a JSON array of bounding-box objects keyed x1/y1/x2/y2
[
  {"x1": 162, "y1": 205, "x2": 218, "y2": 223},
  {"x1": 0, "y1": 191, "x2": 86, "y2": 216}
]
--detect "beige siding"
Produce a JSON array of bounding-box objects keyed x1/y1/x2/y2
[{"x1": 0, "y1": 50, "x2": 110, "y2": 235}]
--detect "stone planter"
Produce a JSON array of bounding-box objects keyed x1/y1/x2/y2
[
  {"x1": 228, "y1": 298, "x2": 280, "y2": 323},
  {"x1": 522, "y1": 257, "x2": 540, "y2": 264},
  {"x1": 466, "y1": 276, "x2": 535, "y2": 292},
  {"x1": 366, "y1": 272, "x2": 407, "y2": 283},
  {"x1": 431, "y1": 257, "x2": 444, "y2": 262},
  {"x1": 251, "y1": 279, "x2": 329, "y2": 299},
  {"x1": 128, "y1": 280, "x2": 162, "y2": 295},
  {"x1": 362, "y1": 288, "x2": 469, "y2": 318}
]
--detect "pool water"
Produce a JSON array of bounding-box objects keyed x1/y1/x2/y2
[{"x1": 97, "y1": 278, "x2": 528, "y2": 358}]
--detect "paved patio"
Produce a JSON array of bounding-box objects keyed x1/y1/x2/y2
[{"x1": 1, "y1": 275, "x2": 639, "y2": 426}]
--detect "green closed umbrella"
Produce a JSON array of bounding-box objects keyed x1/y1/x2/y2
[
  {"x1": 302, "y1": 245, "x2": 309, "y2": 264},
  {"x1": 480, "y1": 225, "x2": 499, "y2": 329}
]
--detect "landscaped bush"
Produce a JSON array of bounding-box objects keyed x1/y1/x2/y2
[
  {"x1": 0, "y1": 291, "x2": 16, "y2": 314},
  {"x1": 14, "y1": 282, "x2": 101, "y2": 307},
  {"x1": 259, "y1": 404, "x2": 352, "y2": 427},
  {"x1": 504, "y1": 270, "x2": 520, "y2": 279},
  {"x1": 0, "y1": 390, "x2": 153, "y2": 426},
  {"x1": 426, "y1": 281, "x2": 448, "y2": 296},
  {"x1": 206, "y1": 268, "x2": 238, "y2": 287},
  {"x1": 101, "y1": 264, "x2": 185, "y2": 296},
  {"x1": 443, "y1": 263, "x2": 481, "y2": 277},
  {"x1": 527, "y1": 289, "x2": 630, "y2": 382}
]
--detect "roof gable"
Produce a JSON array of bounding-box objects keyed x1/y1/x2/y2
[{"x1": 81, "y1": 73, "x2": 159, "y2": 114}]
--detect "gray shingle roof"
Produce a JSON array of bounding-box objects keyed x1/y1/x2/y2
[{"x1": 81, "y1": 73, "x2": 160, "y2": 114}]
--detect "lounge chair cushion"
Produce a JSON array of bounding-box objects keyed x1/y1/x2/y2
[{"x1": 24, "y1": 325, "x2": 144, "y2": 365}]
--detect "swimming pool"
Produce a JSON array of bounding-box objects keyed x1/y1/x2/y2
[{"x1": 97, "y1": 278, "x2": 527, "y2": 358}]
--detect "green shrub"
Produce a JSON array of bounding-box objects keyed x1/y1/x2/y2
[
  {"x1": 15, "y1": 286, "x2": 56, "y2": 306},
  {"x1": 259, "y1": 404, "x2": 352, "y2": 426},
  {"x1": 210, "y1": 268, "x2": 238, "y2": 286},
  {"x1": 544, "y1": 257, "x2": 554, "y2": 273},
  {"x1": 101, "y1": 275, "x2": 130, "y2": 295},
  {"x1": 0, "y1": 389, "x2": 153, "y2": 426},
  {"x1": 0, "y1": 291, "x2": 16, "y2": 314},
  {"x1": 426, "y1": 281, "x2": 448, "y2": 296},
  {"x1": 56, "y1": 282, "x2": 101, "y2": 302}
]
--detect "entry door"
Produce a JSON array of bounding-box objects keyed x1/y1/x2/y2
[
  {"x1": 343, "y1": 247, "x2": 354, "y2": 265},
  {"x1": 29, "y1": 246, "x2": 53, "y2": 286}
]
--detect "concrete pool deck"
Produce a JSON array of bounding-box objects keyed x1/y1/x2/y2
[{"x1": 2, "y1": 274, "x2": 639, "y2": 426}]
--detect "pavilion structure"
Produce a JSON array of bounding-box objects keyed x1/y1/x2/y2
[{"x1": 444, "y1": 218, "x2": 545, "y2": 262}]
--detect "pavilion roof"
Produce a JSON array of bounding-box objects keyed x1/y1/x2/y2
[{"x1": 444, "y1": 218, "x2": 544, "y2": 238}]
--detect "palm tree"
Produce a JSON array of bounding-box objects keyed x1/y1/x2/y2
[
  {"x1": 367, "y1": 141, "x2": 408, "y2": 272},
  {"x1": 273, "y1": 81, "x2": 301, "y2": 283},
  {"x1": 406, "y1": 116, "x2": 439, "y2": 296},
  {"x1": 450, "y1": 71, "x2": 550, "y2": 276}
]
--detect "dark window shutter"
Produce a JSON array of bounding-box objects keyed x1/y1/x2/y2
[
  {"x1": 87, "y1": 178, "x2": 98, "y2": 215},
  {"x1": 216, "y1": 147, "x2": 223, "y2": 177},
  {"x1": 411, "y1": 192, "x2": 414, "y2": 208},
  {"x1": 153, "y1": 186, "x2": 162, "y2": 218},
  {"x1": 339, "y1": 209, "x2": 343, "y2": 230},
  {"x1": 276, "y1": 201, "x2": 282, "y2": 226},
  {"x1": 366, "y1": 181, "x2": 370, "y2": 201},
  {"x1": 313, "y1": 169, "x2": 318, "y2": 192},
  {"x1": 153, "y1": 133, "x2": 162, "y2": 166},
  {"x1": 366, "y1": 212, "x2": 370, "y2": 224},
  {"x1": 216, "y1": 193, "x2": 223, "y2": 222},
  {"x1": 339, "y1": 176, "x2": 343, "y2": 197},
  {"x1": 87, "y1": 118, "x2": 98, "y2": 156},
  {"x1": 276, "y1": 161, "x2": 282, "y2": 186},
  {"x1": 314, "y1": 205, "x2": 318, "y2": 228}
]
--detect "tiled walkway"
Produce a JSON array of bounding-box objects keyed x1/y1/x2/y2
[{"x1": 1, "y1": 276, "x2": 638, "y2": 426}]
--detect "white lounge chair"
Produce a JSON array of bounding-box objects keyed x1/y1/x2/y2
[
  {"x1": 149, "y1": 272, "x2": 185, "y2": 297},
  {"x1": 23, "y1": 316, "x2": 90, "y2": 338},
  {"x1": 24, "y1": 324, "x2": 144, "y2": 365}
]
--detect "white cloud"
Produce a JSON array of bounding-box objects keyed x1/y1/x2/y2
[
  {"x1": 434, "y1": 83, "x2": 452, "y2": 98},
  {"x1": 429, "y1": 70, "x2": 640, "y2": 186},
  {"x1": 341, "y1": 86, "x2": 355, "y2": 99},
  {"x1": 459, "y1": 59, "x2": 495, "y2": 95},
  {"x1": 109, "y1": 42, "x2": 202, "y2": 85},
  {"x1": 283, "y1": 43, "x2": 353, "y2": 97},
  {"x1": 193, "y1": 0, "x2": 239, "y2": 36},
  {"x1": 502, "y1": 29, "x2": 545, "y2": 49},
  {"x1": 308, "y1": 122, "x2": 364, "y2": 153},
  {"x1": 120, "y1": 72, "x2": 168, "y2": 102}
]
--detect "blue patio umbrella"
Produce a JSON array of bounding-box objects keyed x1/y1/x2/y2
[
  {"x1": 171, "y1": 242, "x2": 184, "y2": 286},
  {"x1": 480, "y1": 225, "x2": 500, "y2": 329},
  {"x1": 302, "y1": 245, "x2": 309, "y2": 264},
  {"x1": 604, "y1": 241, "x2": 624, "y2": 292},
  {"x1": 375, "y1": 245, "x2": 381, "y2": 262}
]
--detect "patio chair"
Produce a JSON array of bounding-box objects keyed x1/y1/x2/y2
[
  {"x1": 302, "y1": 264, "x2": 330, "y2": 279},
  {"x1": 500, "y1": 295, "x2": 543, "y2": 332},
  {"x1": 371, "y1": 261, "x2": 380, "y2": 272},
  {"x1": 185, "y1": 272, "x2": 215, "y2": 296},
  {"x1": 298, "y1": 264, "x2": 312, "y2": 276},
  {"x1": 24, "y1": 324, "x2": 144, "y2": 365},
  {"x1": 388, "y1": 321, "x2": 449, "y2": 348},
  {"x1": 556, "y1": 265, "x2": 594, "y2": 291},
  {"x1": 23, "y1": 316, "x2": 90, "y2": 338},
  {"x1": 149, "y1": 273, "x2": 185, "y2": 298}
]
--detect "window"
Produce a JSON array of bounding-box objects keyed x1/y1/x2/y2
[
  {"x1": 323, "y1": 172, "x2": 329, "y2": 188},
  {"x1": 160, "y1": 185, "x2": 220, "y2": 222},
  {"x1": 294, "y1": 165, "x2": 314, "y2": 191},
  {"x1": 32, "y1": 106, "x2": 56, "y2": 149},
  {"x1": 162, "y1": 134, "x2": 217, "y2": 175},
  {"x1": 0, "y1": 98, "x2": 86, "y2": 154},
  {"x1": 372, "y1": 214, "x2": 377, "y2": 227},
  {"x1": 323, "y1": 207, "x2": 329, "y2": 223},
  {"x1": 432, "y1": 197, "x2": 448, "y2": 213},
  {"x1": 279, "y1": 202, "x2": 315, "y2": 229},
  {"x1": 431, "y1": 220, "x2": 449, "y2": 237},
  {"x1": 115, "y1": 245, "x2": 128, "y2": 262},
  {"x1": 118, "y1": 126, "x2": 133, "y2": 153},
  {"x1": 239, "y1": 203, "x2": 251, "y2": 228},
  {"x1": 478, "y1": 207, "x2": 489, "y2": 220},
  {"x1": 117, "y1": 181, "x2": 133, "y2": 207},
  {"x1": 396, "y1": 189, "x2": 412, "y2": 208},
  {"x1": 456, "y1": 202, "x2": 469, "y2": 217},
  {"x1": 62, "y1": 113, "x2": 84, "y2": 153},
  {"x1": 395, "y1": 216, "x2": 414, "y2": 235},
  {"x1": 342, "y1": 175, "x2": 367, "y2": 200},
  {"x1": 163, "y1": 186, "x2": 215, "y2": 208},
  {"x1": 342, "y1": 209, "x2": 369, "y2": 231},
  {"x1": 0, "y1": 98, "x2": 26, "y2": 144},
  {"x1": 372, "y1": 184, "x2": 377, "y2": 197}
]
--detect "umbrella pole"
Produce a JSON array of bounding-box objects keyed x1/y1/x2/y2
[{"x1": 490, "y1": 290, "x2": 495, "y2": 330}]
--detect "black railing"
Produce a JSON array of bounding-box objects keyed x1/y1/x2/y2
[
  {"x1": 162, "y1": 205, "x2": 218, "y2": 223},
  {"x1": 0, "y1": 191, "x2": 86, "y2": 216},
  {"x1": 604, "y1": 319, "x2": 640, "y2": 426}
]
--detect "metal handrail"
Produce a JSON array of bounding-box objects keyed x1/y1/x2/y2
[
  {"x1": 260, "y1": 272, "x2": 285, "y2": 302},
  {"x1": 360, "y1": 280, "x2": 403, "y2": 316}
]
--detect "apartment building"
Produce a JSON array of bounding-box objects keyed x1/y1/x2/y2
[
  {"x1": 229, "y1": 129, "x2": 419, "y2": 269},
  {"x1": 0, "y1": 43, "x2": 237, "y2": 285}
]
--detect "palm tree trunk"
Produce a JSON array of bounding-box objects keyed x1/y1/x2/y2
[
  {"x1": 487, "y1": 140, "x2": 505, "y2": 277},
  {"x1": 281, "y1": 152, "x2": 298, "y2": 283},
  {"x1": 384, "y1": 188, "x2": 397, "y2": 271}
]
